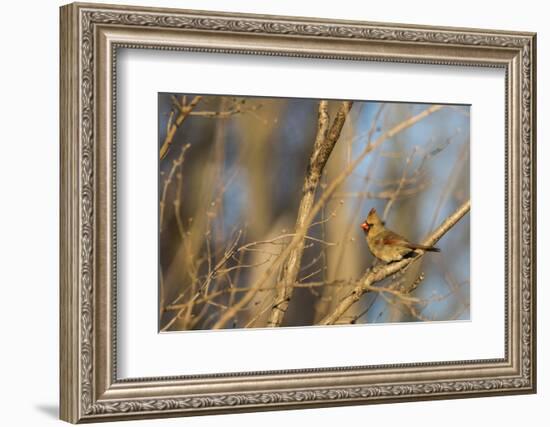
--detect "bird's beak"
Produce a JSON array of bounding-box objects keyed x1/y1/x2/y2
[{"x1": 361, "y1": 221, "x2": 369, "y2": 232}]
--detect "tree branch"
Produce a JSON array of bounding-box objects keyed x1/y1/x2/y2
[
  {"x1": 267, "y1": 100, "x2": 353, "y2": 327},
  {"x1": 318, "y1": 199, "x2": 471, "y2": 325},
  {"x1": 159, "y1": 95, "x2": 202, "y2": 160}
]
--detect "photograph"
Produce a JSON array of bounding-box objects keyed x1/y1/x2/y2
[{"x1": 158, "y1": 94, "x2": 471, "y2": 331}]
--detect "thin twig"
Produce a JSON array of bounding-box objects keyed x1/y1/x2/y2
[
  {"x1": 159, "y1": 144, "x2": 191, "y2": 232},
  {"x1": 382, "y1": 147, "x2": 418, "y2": 221},
  {"x1": 159, "y1": 95, "x2": 202, "y2": 160}
]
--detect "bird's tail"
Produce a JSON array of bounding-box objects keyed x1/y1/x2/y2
[{"x1": 407, "y1": 243, "x2": 441, "y2": 253}]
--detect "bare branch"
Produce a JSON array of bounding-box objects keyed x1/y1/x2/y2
[
  {"x1": 318, "y1": 199, "x2": 471, "y2": 325},
  {"x1": 159, "y1": 144, "x2": 191, "y2": 232},
  {"x1": 267, "y1": 100, "x2": 353, "y2": 327},
  {"x1": 188, "y1": 102, "x2": 262, "y2": 118},
  {"x1": 159, "y1": 95, "x2": 202, "y2": 160},
  {"x1": 381, "y1": 147, "x2": 418, "y2": 221}
]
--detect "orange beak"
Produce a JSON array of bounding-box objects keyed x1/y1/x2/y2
[{"x1": 361, "y1": 221, "x2": 369, "y2": 232}]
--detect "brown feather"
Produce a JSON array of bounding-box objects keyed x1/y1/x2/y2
[{"x1": 406, "y1": 243, "x2": 441, "y2": 252}]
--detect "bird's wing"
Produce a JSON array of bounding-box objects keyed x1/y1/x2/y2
[{"x1": 378, "y1": 230, "x2": 411, "y2": 247}]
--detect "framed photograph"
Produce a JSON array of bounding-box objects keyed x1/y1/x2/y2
[{"x1": 60, "y1": 2, "x2": 536, "y2": 423}]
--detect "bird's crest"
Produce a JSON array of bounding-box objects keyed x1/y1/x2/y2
[
  {"x1": 361, "y1": 208, "x2": 383, "y2": 232},
  {"x1": 367, "y1": 208, "x2": 382, "y2": 224}
]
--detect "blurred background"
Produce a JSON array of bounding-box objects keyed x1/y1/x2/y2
[{"x1": 158, "y1": 94, "x2": 470, "y2": 331}]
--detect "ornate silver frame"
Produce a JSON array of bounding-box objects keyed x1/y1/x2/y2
[{"x1": 60, "y1": 2, "x2": 536, "y2": 423}]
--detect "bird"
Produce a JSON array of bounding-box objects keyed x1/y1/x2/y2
[{"x1": 360, "y1": 208, "x2": 440, "y2": 263}]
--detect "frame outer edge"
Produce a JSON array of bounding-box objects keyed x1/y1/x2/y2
[
  {"x1": 529, "y1": 33, "x2": 536, "y2": 393},
  {"x1": 60, "y1": 3, "x2": 81, "y2": 424},
  {"x1": 60, "y1": 2, "x2": 537, "y2": 422}
]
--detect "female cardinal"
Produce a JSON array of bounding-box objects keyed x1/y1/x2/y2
[{"x1": 361, "y1": 208, "x2": 440, "y2": 262}]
